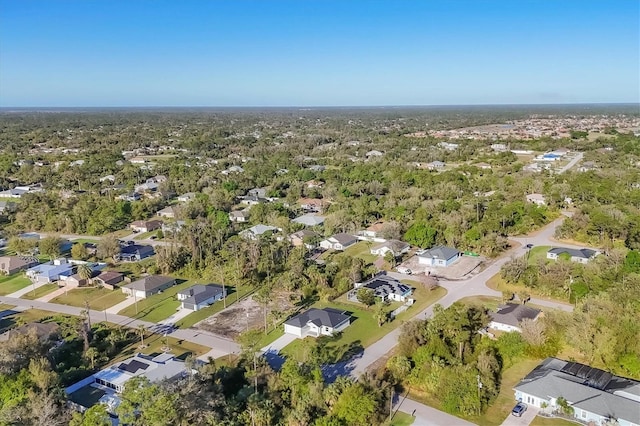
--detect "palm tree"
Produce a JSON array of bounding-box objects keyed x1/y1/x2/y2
[
  {"x1": 77, "y1": 264, "x2": 93, "y2": 286},
  {"x1": 85, "y1": 346, "x2": 99, "y2": 369},
  {"x1": 138, "y1": 324, "x2": 147, "y2": 348}
]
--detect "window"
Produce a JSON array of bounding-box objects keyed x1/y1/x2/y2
[{"x1": 581, "y1": 410, "x2": 586, "y2": 419}]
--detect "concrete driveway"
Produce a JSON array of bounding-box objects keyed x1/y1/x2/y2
[
  {"x1": 159, "y1": 308, "x2": 193, "y2": 325},
  {"x1": 500, "y1": 405, "x2": 539, "y2": 426}
]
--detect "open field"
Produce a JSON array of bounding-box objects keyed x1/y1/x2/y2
[
  {"x1": 282, "y1": 285, "x2": 447, "y2": 363},
  {"x1": 50, "y1": 287, "x2": 127, "y2": 311},
  {"x1": 0, "y1": 274, "x2": 32, "y2": 295},
  {"x1": 21, "y1": 283, "x2": 59, "y2": 300}
]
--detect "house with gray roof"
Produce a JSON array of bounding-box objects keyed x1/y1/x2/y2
[
  {"x1": 489, "y1": 303, "x2": 542, "y2": 332},
  {"x1": 370, "y1": 240, "x2": 410, "y2": 258},
  {"x1": 284, "y1": 308, "x2": 351, "y2": 338},
  {"x1": 547, "y1": 247, "x2": 599, "y2": 264},
  {"x1": 239, "y1": 224, "x2": 279, "y2": 240},
  {"x1": 121, "y1": 275, "x2": 176, "y2": 299},
  {"x1": 177, "y1": 284, "x2": 226, "y2": 311},
  {"x1": 292, "y1": 213, "x2": 325, "y2": 227},
  {"x1": 0, "y1": 255, "x2": 39, "y2": 275},
  {"x1": 319, "y1": 233, "x2": 358, "y2": 251},
  {"x1": 514, "y1": 358, "x2": 640, "y2": 426},
  {"x1": 352, "y1": 273, "x2": 413, "y2": 302},
  {"x1": 417, "y1": 246, "x2": 461, "y2": 267}
]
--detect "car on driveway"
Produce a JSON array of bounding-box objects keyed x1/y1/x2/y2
[
  {"x1": 511, "y1": 402, "x2": 527, "y2": 417},
  {"x1": 525, "y1": 243, "x2": 534, "y2": 249},
  {"x1": 396, "y1": 266, "x2": 412, "y2": 275}
]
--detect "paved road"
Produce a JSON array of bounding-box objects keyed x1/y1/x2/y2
[
  {"x1": 393, "y1": 395, "x2": 476, "y2": 426},
  {"x1": 556, "y1": 152, "x2": 583, "y2": 174},
  {"x1": 36, "y1": 232, "x2": 176, "y2": 248},
  {"x1": 0, "y1": 295, "x2": 240, "y2": 356}
]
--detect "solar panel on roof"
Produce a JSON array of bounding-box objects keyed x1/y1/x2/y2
[{"x1": 119, "y1": 359, "x2": 149, "y2": 373}]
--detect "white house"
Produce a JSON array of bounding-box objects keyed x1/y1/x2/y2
[
  {"x1": 239, "y1": 224, "x2": 278, "y2": 240},
  {"x1": 417, "y1": 246, "x2": 461, "y2": 267},
  {"x1": 546, "y1": 247, "x2": 599, "y2": 264},
  {"x1": 353, "y1": 274, "x2": 413, "y2": 303},
  {"x1": 526, "y1": 193, "x2": 547, "y2": 206},
  {"x1": 292, "y1": 214, "x2": 325, "y2": 227},
  {"x1": 229, "y1": 210, "x2": 250, "y2": 223},
  {"x1": 319, "y1": 233, "x2": 358, "y2": 251},
  {"x1": 177, "y1": 284, "x2": 226, "y2": 311},
  {"x1": 370, "y1": 240, "x2": 410, "y2": 257},
  {"x1": 157, "y1": 206, "x2": 178, "y2": 219},
  {"x1": 283, "y1": 308, "x2": 351, "y2": 338},
  {"x1": 514, "y1": 358, "x2": 640, "y2": 426},
  {"x1": 121, "y1": 275, "x2": 176, "y2": 299},
  {"x1": 177, "y1": 192, "x2": 196, "y2": 203},
  {"x1": 489, "y1": 303, "x2": 542, "y2": 333}
]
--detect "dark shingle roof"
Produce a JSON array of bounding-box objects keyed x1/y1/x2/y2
[
  {"x1": 179, "y1": 284, "x2": 225, "y2": 305},
  {"x1": 548, "y1": 247, "x2": 597, "y2": 259},
  {"x1": 284, "y1": 308, "x2": 350, "y2": 328},
  {"x1": 418, "y1": 245, "x2": 460, "y2": 259},
  {"x1": 491, "y1": 303, "x2": 541, "y2": 327},
  {"x1": 332, "y1": 233, "x2": 357, "y2": 246},
  {"x1": 124, "y1": 275, "x2": 175, "y2": 292}
]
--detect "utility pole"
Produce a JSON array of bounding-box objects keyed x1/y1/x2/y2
[{"x1": 389, "y1": 387, "x2": 393, "y2": 422}]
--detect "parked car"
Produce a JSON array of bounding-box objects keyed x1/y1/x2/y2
[
  {"x1": 525, "y1": 243, "x2": 534, "y2": 249},
  {"x1": 511, "y1": 402, "x2": 527, "y2": 417},
  {"x1": 396, "y1": 266, "x2": 412, "y2": 275}
]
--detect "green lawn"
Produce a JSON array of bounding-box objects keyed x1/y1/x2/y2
[
  {"x1": 112, "y1": 333, "x2": 210, "y2": 363},
  {"x1": 105, "y1": 229, "x2": 134, "y2": 239},
  {"x1": 257, "y1": 326, "x2": 286, "y2": 348},
  {"x1": 390, "y1": 412, "x2": 415, "y2": 426},
  {"x1": 530, "y1": 417, "x2": 579, "y2": 426},
  {"x1": 282, "y1": 286, "x2": 447, "y2": 363},
  {"x1": 176, "y1": 285, "x2": 252, "y2": 329},
  {"x1": 341, "y1": 241, "x2": 378, "y2": 264},
  {"x1": 526, "y1": 245, "x2": 552, "y2": 266},
  {"x1": 0, "y1": 308, "x2": 58, "y2": 333},
  {"x1": 0, "y1": 303, "x2": 14, "y2": 311},
  {"x1": 133, "y1": 230, "x2": 159, "y2": 240},
  {"x1": 119, "y1": 279, "x2": 195, "y2": 322},
  {"x1": 21, "y1": 284, "x2": 59, "y2": 300},
  {"x1": 0, "y1": 274, "x2": 32, "y2": 295},
  {"x1": 49, "y1": 287, "x2": 127, "y2": 311}
]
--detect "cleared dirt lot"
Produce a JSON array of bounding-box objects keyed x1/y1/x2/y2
[{"x1": 196, "y1": 293, "x2": 294, "y2": 339}]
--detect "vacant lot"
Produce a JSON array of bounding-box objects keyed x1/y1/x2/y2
[
  {"x1": 50, "y1": 287, "x2": 127, "y2": 311},
  {"x1": 0, "y1": 274, "x2": 31, "y2": 295},
  {"x1": 197, "y1": 293, "x2": 294, "y2": 339},
  {"x1": 0, "y1": 308, "x2": 58, "y2": 333}
]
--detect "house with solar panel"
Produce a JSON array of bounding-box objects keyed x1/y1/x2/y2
[
  {"x1": 514, "y1": 358, "x2": 640, "y2": 426},
  {"x1": 66, "y1": 353, "x2": 189, "y2": 414},
  {"x1": 351, "y1": 273, "x2": 413, "y2": 303}
]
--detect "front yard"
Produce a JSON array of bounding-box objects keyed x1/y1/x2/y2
[
  {"x1": 0, "y1": 274, "x2": 32, "y2": 295},
  {"x1": 281, "y1": 284, "x2": 447, "y2": 363},
  {"x1": 21, "y1": 283, "x2": 59, "y2": 300},
  {"x1": 118, "y1": 279, "x2": 195, "y2": 322},
  {"x1": 176, "y1": 285, "x2": 252, "y2": 329},
  {"x1": 0, "y1": 308, "x2": 59, "y2": 333},
  {"x1": 321, "y1": 241, "x2": 379, "y2": 265},
  {"x1": 50, "y1": 287, "x2": 128, "y2": 311}
]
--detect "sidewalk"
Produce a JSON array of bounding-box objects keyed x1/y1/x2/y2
[
  {"x1": 105, "y1": 296, "x2": 137, "y2": 314},
  {"x1": 6, "y1": 281, "x2": 46, "y2": 298}
]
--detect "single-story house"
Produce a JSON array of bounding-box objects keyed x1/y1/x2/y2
[
  {"x1": 239, "y1": 195, "x2": 270, "y2": 206},
  {"x1": 157, "y1": 206, "x2": 178, "y2": 219},
  {"x1": 246, "y1": 188, "x2": 267, "y2": 198},
  {"x1": 354, "y1": 274, "x2": 413, "y2": 302},
  {"x1": 298, "y1": 198, "x2": 326, "y2": 213},
  {"x1": 370, "y1": 240, "x2": 410, "y2": 257},
  {"x1": 161, "y1": 220, "x2": 185, "y2": 235},
  {"x1": 359, "y1": 221, "x2": 387, "y2": 239},
  {"x1": 26, "y1": 259, "x2": 74, "y2": 284},
  {"x1": 366, "y1": 150, "x2": 384, "y2": 157},
  {"x1": 177, "y1": 192, "x2": 196, "y2": 203},
  {"x1": 305, "y1": 180, "x2": 324, "y2": 189},
  {"x1": 489, "y1": 303, "x2": 542, "y2": 333},
  {"x1": 130, "y1": 220, "x2": 163, "y2": 233},
  {"x1": 114, "y1": 244, "x2": 155, "y2": 262},
  {"x1": 65, "y1": 353, "x2": 188, "y2": 413},
  {"x1": 117, "y1": 192, "x2": 141, "y2": 202},
  {"x1": 546, "y1": 247, "x2": 599, "y2": 264},
  {"x1": 319, "y1": 233, "x2": 358, "y2": 251},
  {"x1": 284, "y1": 308, "x2": 351, "y2": 338},
  {"x1": 0, "y1": 322, "x2": 60, "y2": 343},
  {"x1": 426, "y1": 161, "x2": 446, "y2": 170},
  {"x1": 0, "y1": 200, "x2": 17, "y2": 214},
  {"x1": 0, "y1": 188, "x2": 28, "y2": 198},
  {"x1": 417, "y1": 246, "x2": 461, "y2": 267},
  {"x1": 229, "y1": 210, "x2": 250, "y2": 223},
  {"x1": 0, "y1": 255, "x2": 39, "y2": 275},
  {"x1": 94, "y1": 271, "x2": 125, "y2": 290},
  {"x1": 526, "y1": 193, "x2": 547, "y2": 206},
  {"x1": 288, "y1": 230, "x2": 319, "y2": 249},
  {"x1": 292, "y1": 214, "x2": 325, "y2": 227},
  {"x1": 514, "y1": 358, "x2": 640, "y2": 426},
  {"x1": 177, "y1": 284, "x2": 226, "y2": 311},
  {"x1": 121, "y1": 275, "x2": 176, "y2": 299},
  {"x1": 239, "y1": 224, "x2": 278, "y2": 240}
]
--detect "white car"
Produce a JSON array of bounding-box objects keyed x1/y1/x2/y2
[{"x1": 396, "y1": 266, "x2": 412, "y2": 275}]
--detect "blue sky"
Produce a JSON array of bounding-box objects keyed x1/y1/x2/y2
[{"x1": 0, "y1": 0, "x2": 638, "y2": 106}]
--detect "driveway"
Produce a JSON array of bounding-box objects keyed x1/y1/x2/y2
[
  {"x1": 159, "y1": 308, "x2": 192, "y2": 325},
  {"x1": 105, "y1": 296, "x2": 137, "y2": 314},
  {"x1": 394, "y1": 394, "x2": 476, "y2": 426},
  {"x1": 6, "y1": 280, "x2": 46, "y2": 298},
  {"x1": 500, "y1": 405, "x2": 539, "y2": 426}
]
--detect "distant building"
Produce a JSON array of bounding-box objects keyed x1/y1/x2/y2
[
  {"x1": 229, "y1": 210, "x2": 250, "y2": 223},
  {"x1": 130, "y1": 220, "x2": 163, "y2": 233},
  {"x1": 526, "y1": 193, "x2": 547, "y2": 206},
  {"x1": 239, "y1": 224, "x2": 279, "y2": 240},
  {"x1": 319, "y1": 233, "x2": 358, "y2": 251},
  {"x1": 370, "y1": 240, "x2": 410, "y2": 257},
  {"x1": 292, "y1": 214, "x2": 325, "y2": 227}
]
